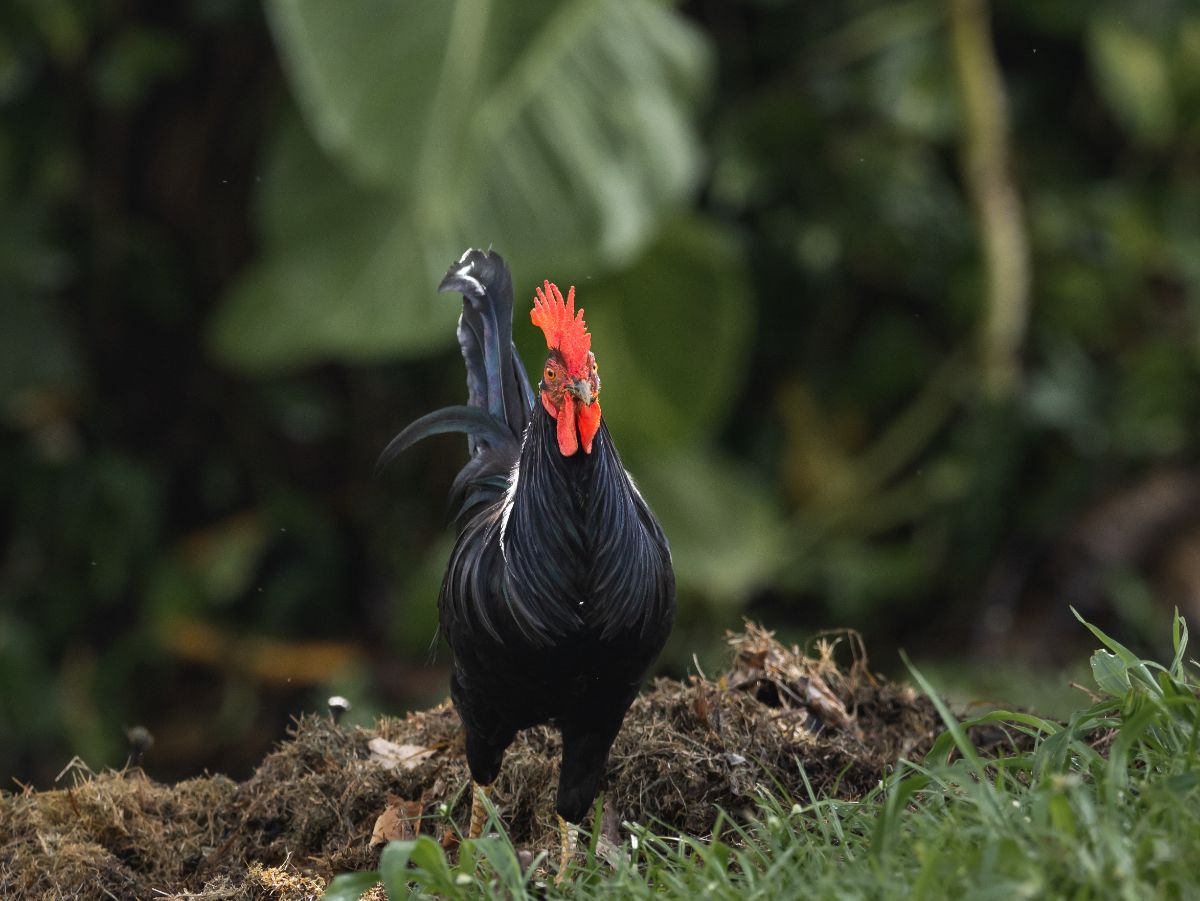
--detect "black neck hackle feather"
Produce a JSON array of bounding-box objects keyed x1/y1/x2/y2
[{"x1": 499, "y1": 404, "x2": 673, "y2": 647}]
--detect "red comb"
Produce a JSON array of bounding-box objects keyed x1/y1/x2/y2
[{"x1": 531, "y1": 281, "x2": 591, "y2": 375}]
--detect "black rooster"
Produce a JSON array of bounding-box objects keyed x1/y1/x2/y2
[{"x1": 381, "y1": 249, "x2": 675, "y2": 877}]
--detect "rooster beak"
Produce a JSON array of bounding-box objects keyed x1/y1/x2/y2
[{"x1": 567, "y1": 379, "x2": 594, "y2": 406}]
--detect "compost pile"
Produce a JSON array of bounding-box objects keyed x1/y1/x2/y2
[{"x1": 0, "y1": 625, "x2": 945, "y2": 899}]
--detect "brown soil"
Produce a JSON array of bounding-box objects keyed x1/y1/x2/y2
[{"x1": 0, "y1": 625, "x2": 950, "y2": 900}]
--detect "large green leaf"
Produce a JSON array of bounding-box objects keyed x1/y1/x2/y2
[
  {"x1": 320, "y1": 871, "x2": 380, "y2": 901},
  {"x1": 634, "y1": 450, "x2": 787, "y2": 606},
  {"x1": 575, "y1": 216, "x2": 753, "y2": 453},
  {"x1": 210, "y1": 116, "x2": 452, "y2": 369},
  {"x1": 210, "y1": 0, "x2": 710, "y2": 370}
]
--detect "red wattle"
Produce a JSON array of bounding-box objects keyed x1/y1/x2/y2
[
  {"x1": 556, "y1": 394, "x2": 578, "y2": 456},
  {"x1": 577, "y1": 402, "x2": 601, "y2": 454}
]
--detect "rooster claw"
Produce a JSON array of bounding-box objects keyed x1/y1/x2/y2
[
  {"x1": 468, "y1": 782, "x2": 494, "y2": 840},
  {"x1": 554, "y1": 814, "x2": 578, "y2": 885}
]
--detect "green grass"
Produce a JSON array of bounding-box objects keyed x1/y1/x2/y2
[{"x1": 325, "y1": 610, "x2": 1200, "y2": 900}]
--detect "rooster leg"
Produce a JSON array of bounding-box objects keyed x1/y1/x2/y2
[
  {"x1": 551, "y1": 718, "x2": 624, "y2": 883},
  {"x1": 554, "y1": 814, "x2": 579, "y2": 885},
  {"x1": 468, "y1": 783, "x2": 494, "y2": 839}
]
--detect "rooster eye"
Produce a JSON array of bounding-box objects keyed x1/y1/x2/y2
[{"x1": 545, "y1": 367, "x2": 556, "y2": 382}]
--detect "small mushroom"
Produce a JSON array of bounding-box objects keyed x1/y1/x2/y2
[
  {"x1": 125, "y1": 725, "x2": 154, "y2": 766},
  {"x1": 327, "y1": 695, "x2": 352, "y2": 726}
]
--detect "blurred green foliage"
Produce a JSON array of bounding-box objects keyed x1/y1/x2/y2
[
  {"x1": 211, "y1": 0, "x2": 711, "y2": 367},
  {"x1": 2, "y1": 0, "x2": 1200, "y2": 785}
]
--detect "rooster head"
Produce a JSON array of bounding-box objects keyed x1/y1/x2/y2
[{"x1": 531, "y1": 280, "x2": 601, "y2": 456}]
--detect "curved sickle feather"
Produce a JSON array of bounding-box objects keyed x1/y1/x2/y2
[{"x1": 376, "y1": 406, "x2": 514, "y2": 475}]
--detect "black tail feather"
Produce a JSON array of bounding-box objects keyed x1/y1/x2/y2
[
  {"x1": 438, "y1": 250, "x2": 533, "y2": 445},
  {"x1": 379, "y1": 249, "x2": 534, "y2": 523},
  {"x1": 376, "y1": 406, "x2": 514, "y2": 475}
]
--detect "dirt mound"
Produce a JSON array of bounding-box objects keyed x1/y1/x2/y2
[{"x1": 0, "y1": 625, "x2": 941, "y2": 899}]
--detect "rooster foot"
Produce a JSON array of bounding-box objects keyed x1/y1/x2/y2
[
  {"x1": 554, "y1": 814, "x2": 579, "y2": 885},
  {"x1": 468, "y1": 782, "x2": 494, "y2": 840}
]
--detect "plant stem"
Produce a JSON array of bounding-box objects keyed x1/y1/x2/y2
[{"x1": 949, "y1": 0, "x2": 1031, "y2": 402}]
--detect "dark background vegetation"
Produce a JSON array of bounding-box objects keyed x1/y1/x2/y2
[{"x1": 2, "y1": 0, "x2": 1198, "y2": 788}]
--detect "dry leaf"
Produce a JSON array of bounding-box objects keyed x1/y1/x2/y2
[
  {"x1": 370, "y1": 794, "x2": 422, "y2": 846},
  {"x1": 368, "y1": 737, "x2": 436, "y2": 771}
]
